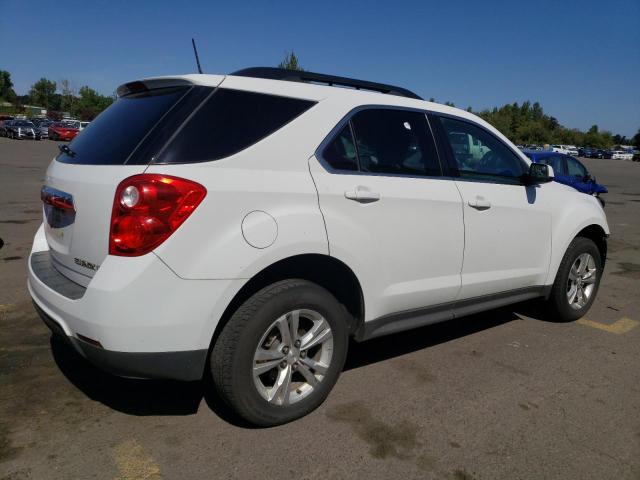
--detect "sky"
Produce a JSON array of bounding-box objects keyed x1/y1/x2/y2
[{"x1": 2, "y1": 0, "x2": 639, "y2": 136}]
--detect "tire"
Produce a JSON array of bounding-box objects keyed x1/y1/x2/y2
[
  {"x1": 210, "y1": 279, "x2": 349, "y2": 426},
  {"x1": 547, "y1": 237, "x2": 602, "y2": 322}
]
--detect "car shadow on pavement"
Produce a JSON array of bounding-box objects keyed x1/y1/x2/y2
[
  {"x1": 50, "y1": 336, "x2": 204, "y2": 416},
  {"x1": 50, "y1": 299, "x2": 548, "y2": 424},
  {"x1": 345, "y1": 299, "x2": 549, "y2": 371}
]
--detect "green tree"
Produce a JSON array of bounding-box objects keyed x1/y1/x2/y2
[
  {"x1": 278, "y1": 51, "x2": 304, "y2": 71},
  {"x1": 28, "y1": 78, "x2": 57, "y2": 109},
  {"x1": 0, "y1": 70, "x2": 17, "y2": 102},
  {"x1": 59, "y1": 79, "x2": 76, "y2": 112},
  {"x1": 632, "y1": 129, "x2": 640, "y2": 150},
  {"x1": 72, "y1": 86, "x2": 113, "y2": 120}
]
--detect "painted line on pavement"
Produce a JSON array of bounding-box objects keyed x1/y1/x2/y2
[
  {"x1": 577, "y1": 317, "x2": 639, "y2": 334},
  {"x1": 113, "y1": 439, "x2": 162, "y2": 480}
]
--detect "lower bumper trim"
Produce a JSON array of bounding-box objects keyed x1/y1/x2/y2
[{"x1": 34, "y1": 302, "x2": 207, "y2": 381}]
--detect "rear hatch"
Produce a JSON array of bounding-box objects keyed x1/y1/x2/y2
[{"x1": 42, "y1": 77, "x2": 222, "y2": 286}]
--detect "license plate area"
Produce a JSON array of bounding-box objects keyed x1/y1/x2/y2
[{"x1": 42, "y1": 186, "x2": 76, "y2": 228}]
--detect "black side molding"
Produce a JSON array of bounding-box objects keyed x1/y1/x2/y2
[{"x1": 356, "y1": 286, "x2": 549, "y2": 341}]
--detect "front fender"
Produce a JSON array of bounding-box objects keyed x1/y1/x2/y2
[{"x1": 545, "y1": 192, "x2": 609, "y2": 285}]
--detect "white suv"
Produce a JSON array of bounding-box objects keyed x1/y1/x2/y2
[{"x1": 28, "y1": 68, "x2": 609, "y2": 426}]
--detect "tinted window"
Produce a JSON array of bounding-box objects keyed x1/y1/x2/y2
[
  {"x1": 57, "y1": 86, "x2": 188, "y2": 165},
  {"x1": 158, "y1": 89, "x2": 315, "y2": 164},
  {"x1": 323, "y1": 124, "x2": 358, "y2": 171},
  {"x1": 440, "y1": 116, "x2": 526, "y2": 182},
  {"x1": 535, "y1": 155, "x2": 565, "y2": 175},
  {"x1": 350, "y1": 109, "x2": 440, "y2": 176},
  {"x1": 566, "y1": 157, "x2": 587, "y2": 177}
]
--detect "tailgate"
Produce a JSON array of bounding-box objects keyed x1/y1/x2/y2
[{"x1": 43, "y1": 162, "x2": 145, "y2": 286}]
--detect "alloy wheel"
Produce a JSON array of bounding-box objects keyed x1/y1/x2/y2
[
  {"x1": 252, "y1": 309, "x2": 333, "y2": 406},
  {"x1": 567, "y1": 253, "x2": 597, "y2": 309}
]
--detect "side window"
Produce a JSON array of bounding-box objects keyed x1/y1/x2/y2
[
  {"x1": 323, "y1": 124, "x2": 358, "y2": 171},
  {"x1": 552, "y1": 155, "x2": 568, "y2": 175},
  {"x1": 439, "y1": 116, "x2": 527, "y2": 183},
  {"x1": 158, "y1": 89, "x2": 315, "y2": 164},
  {"x1": 566, "y1": 157, "x2": 587, "y2": 178},
  {"x1": 536, "y1": 156, "x2": 564, "y2": 175},
  {"x1": 350, "y1": 109, "x2": 441, "y2": 176}
]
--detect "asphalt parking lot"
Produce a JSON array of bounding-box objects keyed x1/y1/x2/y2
[{"x1": 1, "y1": 137, "x2": 639, "y2": 480}]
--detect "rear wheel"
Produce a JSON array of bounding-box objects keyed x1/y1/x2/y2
[
  {"x1": 547, "y1": 237, "x2": 602, "y2": 321},
  {"x1": 210, "y1": 279, "x2": 349, "y2": 426}
]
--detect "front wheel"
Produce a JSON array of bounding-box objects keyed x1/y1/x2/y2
[
  {"x1": 547, "y1": 237, "x2": 602, "y2": 321},
  {"x1": 210, "y1": 279, "x2": 349, "y2": 426}
]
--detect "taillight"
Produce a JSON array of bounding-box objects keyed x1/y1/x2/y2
[{"x1": 109, "y1": 174, "x2": 206, "y2": 256}]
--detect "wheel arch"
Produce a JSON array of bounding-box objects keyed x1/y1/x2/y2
[
  {"x1": 547, "y1": 218, "x2": 609, "y2": 286},
  {"x1": 575, "y1": 224, "x2": 608, "y2": 267},
  {"x1": 209, "y1": 253, "x2": 365, "y2": 352}
]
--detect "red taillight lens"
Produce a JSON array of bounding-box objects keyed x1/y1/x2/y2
[{"x1": 109, "y1": 174, "x2": 206, "y2": 256}]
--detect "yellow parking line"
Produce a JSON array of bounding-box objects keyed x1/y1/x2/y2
[
  {"x1": 577, "y1": 317, "x2": 639, "y2": 334},
  {"x1": 113, "y1": 439, "x2": 162, "y2": 480}
]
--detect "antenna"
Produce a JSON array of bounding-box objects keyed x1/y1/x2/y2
[{"x1": 191, "y1": 38, "x2": 203, "y2": 74}]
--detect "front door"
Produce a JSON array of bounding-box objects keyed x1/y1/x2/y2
[
  {"x1": 309, "y1": 108, "x2": 464, "y2": 322},
  {"x1": 435, "y1": 115, "x2": 552, "y2": 300}
]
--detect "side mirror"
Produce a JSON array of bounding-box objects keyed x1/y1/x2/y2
[{"x1": 526, "y1": 162, "x2": 554, "y2": 184}]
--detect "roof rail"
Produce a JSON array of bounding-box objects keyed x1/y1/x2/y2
[{"x1": 231, "y1": 67, "x2": 423, "y2": 100}]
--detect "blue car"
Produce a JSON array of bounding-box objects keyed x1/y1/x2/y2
[{"x1": 522, "y1": 150, "x2": 607, "y2": 205}]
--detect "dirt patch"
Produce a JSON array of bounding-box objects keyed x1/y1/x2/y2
[
  {"x1": 0, "y1": 422, "x2": 23, "y2": 463},
  {"x1": 391, "y1": 357, "x2": 436, "y2": 383},
  {"x1": 611, "y1": 262, "x2": 640, "y2": 279},
  {"x1": 0, "y1": 220, "x2": 35, "y2": 225},
  {"x1": 326, "y1": 401, "x2": 421, "y2": 460},
  {"x1": 607, "y1": 239, "x2": 639, "y2": 253},
  {"x1": 451, "y1": 470, "x2": 476, "y2": 480}
]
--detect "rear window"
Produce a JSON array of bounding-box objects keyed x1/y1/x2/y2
[
  {"x1": 156, "y1": 89, "x2": 316, "y2": 164},
  {"x1": 57, "y1": 86, "x2": 315, "y2": 165},
  {"x1": 57, "y1": 87, "x2": 189, "y2": 165}
]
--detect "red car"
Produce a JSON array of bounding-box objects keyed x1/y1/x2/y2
[{"x1": 49, "y1": 122, "x2": 79, "y2": 141}]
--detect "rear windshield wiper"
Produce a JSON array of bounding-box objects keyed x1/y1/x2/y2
[{"x1": 58, "y1": 144, "x2": 77, "y2": 158}]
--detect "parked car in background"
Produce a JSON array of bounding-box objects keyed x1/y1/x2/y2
[
  {"x1": 523, "y1": 150, "x2": 607, "y2": 205},
  {"x1": 49, "y1": 122, "x2": 80, "y2": 141},
  {"x1": 6, "y1": 120, "x2": 41, "y2": 140},
  {"x1": 583, "y1": 148, "x2": 604, "y2": 159},
  {"x1": 566, "y1": 145, "x2": 579, "y2": 156},
  {"x1": 32, "y1": 119, "x2": 53, "y2": 139},
  {"x1": 611, "y1": 150, "x2": 633, "y2": 160},
  {"x1": 60, "y1": 119, "x2": 89, "y2": 131},
  {"x1": 551, "y1": 144, "x2": 570, "y2": 154},
  {"x1": 0, "y1": 119, "x2": 14, "y2": 137}
]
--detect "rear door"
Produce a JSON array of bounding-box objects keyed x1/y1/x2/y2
[
  {"x1": 433, "y1": 114, "x2": 552, "y2": 299},
  {"x1": 309, "y1": 108, "x2": 464, "y2": 322},
  {"x1": 42, "y1": 81, "x2": 221, "y2": 286}
]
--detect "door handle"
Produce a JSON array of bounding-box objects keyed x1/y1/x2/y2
[
  {"x1": 345, "y1": 187, "x2": 380, "y2": 203},
  {"x1": 468, "y1": 197, "x2": 491, "y2": 210}
]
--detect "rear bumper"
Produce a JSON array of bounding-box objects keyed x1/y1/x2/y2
[
  {"x1": 34, "y1": 301, "x2": 207, "y2": 380},
  {"x1": 28, "y1": 223, "x2": 244, "y2": 381}
]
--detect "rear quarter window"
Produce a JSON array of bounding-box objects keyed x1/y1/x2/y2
[{"x1": 156, "y1": 89, "x2": 316, "y2": 164}]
